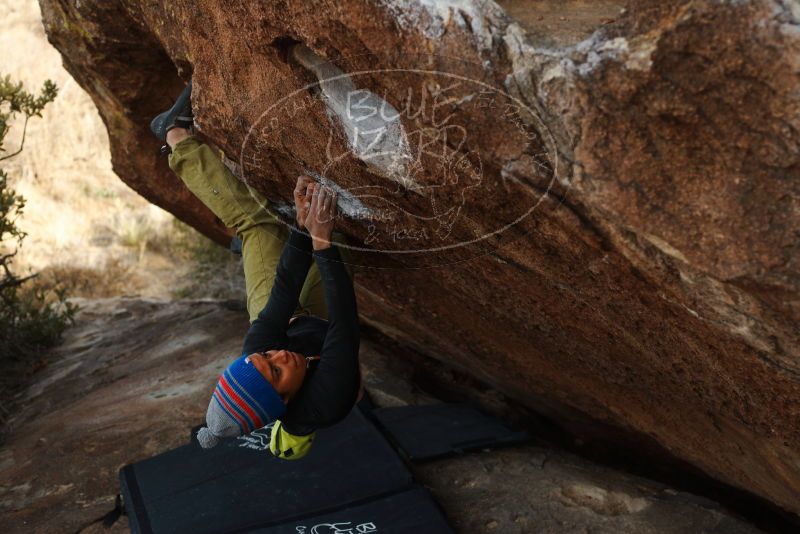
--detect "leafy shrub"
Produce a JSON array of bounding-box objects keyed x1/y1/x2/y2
[{"x1": 0, "y1": 75, "x2": 76, "y2": 387}]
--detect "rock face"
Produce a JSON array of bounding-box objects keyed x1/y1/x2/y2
[
  {"x1": 38, "y1": 0, "x2": 799, "y2": 515},
  {"x1": 0, "y1": 299, "x2": 764, "y2": 533}
]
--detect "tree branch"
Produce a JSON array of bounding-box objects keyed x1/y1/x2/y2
[
  {"x1": 0, "y1": 115, "x2": 30, "y2": 162},
  {"x1": 0, "y1": 272, "x2": 37, "y2": 292}
]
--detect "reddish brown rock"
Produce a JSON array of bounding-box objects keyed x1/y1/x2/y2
[{"x1": 38, "y1": 0, "x2": 799, "y2": 515}]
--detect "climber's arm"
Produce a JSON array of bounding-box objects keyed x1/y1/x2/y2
[
  {"x1": 278, "y1": 242, "x2": 360, "y2": 437},
  {"x1": 281, "y1": 185, "x2": 360, "y2": 435},
  {"x1": 310, "y1": 244, "x2": 361, "y2": 406}
]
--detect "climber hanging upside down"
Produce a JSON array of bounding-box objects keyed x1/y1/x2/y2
[{"x1": 149, "y1": 80, "x2": 361, "y2": 459}]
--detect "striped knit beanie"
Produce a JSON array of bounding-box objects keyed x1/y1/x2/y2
[{"x1": 197, "y1": 353, "x2": 287, "y2": 449}]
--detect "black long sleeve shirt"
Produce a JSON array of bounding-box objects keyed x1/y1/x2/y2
[{"x1": 241, "y1": 227, "x2": 360, "y2": 436}]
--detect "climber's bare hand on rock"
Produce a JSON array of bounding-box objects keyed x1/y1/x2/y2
[
  {"x1": 293, "y1": 175, "x2": 315, "y2": 229},
  {"x1": 304, "y1": 184, "x2": 337, "y2": 251}
]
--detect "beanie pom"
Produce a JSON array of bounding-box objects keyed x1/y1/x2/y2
[{"x1": 197, "y1": 427, "x2": 219, "y2": 449}]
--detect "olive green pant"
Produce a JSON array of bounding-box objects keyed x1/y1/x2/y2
[{"x1": 168, "y1": 136, "x2": 351, "y2": 323}]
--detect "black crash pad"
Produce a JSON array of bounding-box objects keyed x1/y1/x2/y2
[
  {"x1": 251, "y1": 485, "x2": 452, "y2": 534},
  {"x1": 372, "y1": 403, "x2": 530, "y2": 461},
  {"x1": 120, "y1": 407, "x2": 417, "y2": 534}
]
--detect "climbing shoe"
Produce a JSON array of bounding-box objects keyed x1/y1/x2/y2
[{"x1": 150, "y1": 80, "x2": 193, "y2": 142}]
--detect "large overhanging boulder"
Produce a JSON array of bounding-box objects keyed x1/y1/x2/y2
[{"x1": 38, "y1": 0, "x2": 799, "y2": 514}]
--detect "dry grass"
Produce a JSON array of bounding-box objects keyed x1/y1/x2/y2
[
  {"x1": 166, "y1": 219, "x2": 244, "y2": 299},
  {"x1": 17, "y1": 219, "x2": 246, "y2": 300},
  {"x1": 34, "y1": 257, "x2": 135, "y2": 298},
  {"x1": 0, "y1": 0, "x2": 244, "y2": 302}
]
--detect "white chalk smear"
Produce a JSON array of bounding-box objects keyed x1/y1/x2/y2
[{"x1": 291, "y1": 44, "x2": 418, "y2": 191}]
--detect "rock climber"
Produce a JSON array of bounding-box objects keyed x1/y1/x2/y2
[{"x1": 150, "y1": 80, "x2": 361, "y2": 459}]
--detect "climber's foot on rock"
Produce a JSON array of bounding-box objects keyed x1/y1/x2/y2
[{"x1": 150, "y1": 80, "x2": 193, "y2": 146}]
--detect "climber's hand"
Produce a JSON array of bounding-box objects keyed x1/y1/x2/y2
[
  {"x1": 304, "y1": 184, "x2": 337, "y2": 250},
  {"x1": 293, "y1": 175, "x2": 315, "y2": 229}
]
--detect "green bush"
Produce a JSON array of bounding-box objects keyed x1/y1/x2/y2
[{"x1": 0, "y1": 75, "x2": 76, "y2": 375}]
